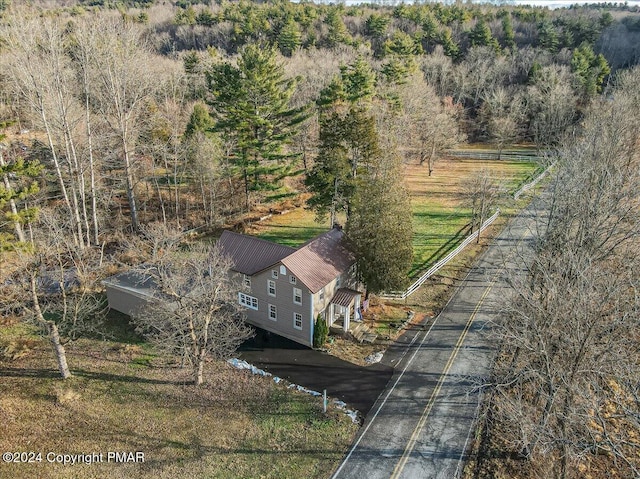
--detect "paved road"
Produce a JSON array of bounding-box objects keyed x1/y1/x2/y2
[{"x1": 331, "y1": 199, "x2": 542, "y2": 479}]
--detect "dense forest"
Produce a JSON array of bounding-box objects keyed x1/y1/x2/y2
[
  {"x1": 1, "y1": 1, "x2": 639, "y2": 477},
  {"x1": 1, "y1": 0, "x2": 638, "y2": 248}
]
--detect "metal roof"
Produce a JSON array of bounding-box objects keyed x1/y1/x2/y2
[
  {"x1": 102, "y1": 270, "x2": 159, "y2": 299},
  {"x1": 281, "y1": 228, "x2": 355, "y2": 294},
  {"x1": 331, "y1": 288, "x2": 361, "y2": 308},
  {"x1": 217, "y1": 230, "x2": 296, "y2": 275}
]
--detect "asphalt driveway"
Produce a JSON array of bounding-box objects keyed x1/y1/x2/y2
[{"x1": 238, "y1": 329, "x2": 394, "y2": 416}]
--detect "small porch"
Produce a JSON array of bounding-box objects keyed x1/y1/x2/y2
[{"x1": 326, "y1": 288, "x2": 362, "y2": 332}]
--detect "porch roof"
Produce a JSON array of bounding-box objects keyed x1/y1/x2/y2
[{"x1": 331, "y1": 288, "x2": 362, "y2": 308}]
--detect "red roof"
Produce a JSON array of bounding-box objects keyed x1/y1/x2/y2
[
  {"x1": 331, "y1": 288, "x2": 361, "y2": 308},
  {"x1": 281, "y1": 228, "x2": 355, "y2": 293},
  {"x1": 218, "y1": 228, "x2": 355, "y2": 293},
  {"x1": 217, "y1": 231, "x2": 296, "y2": 275}
]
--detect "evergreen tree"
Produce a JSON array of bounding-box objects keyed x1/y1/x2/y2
[
  {"x1": 537, "y1": 20, "x2": 560, "y2": 52},
  {"x1": 469, "y1": 19, "x2": 500, "y2": 53},
  {"x1": 305, "y1": 108, "x2": 379, "y2": 225},
  {"x1": 339, "y1": 56, "x2": 376, "y2": 105},
  {"x1": 184, "y1": 103, "x2": 212, "y2": 139},
  {"x1": 206, "y1": 44, "x2": 309, "y2": 210},
  {"x1": 0, "y1": 137, "x2": 42, "y2": 248},
  {"x1": 277, "y1": 18, "x2": 302, "y2": 57},
  {"x1": 439, "y1": 28, "x2": 460, "y2": 59},
  {"x1": 325, "y1": 9, "x2": 351, "y2": 47},
  {"x1": 383, "y1": 31, "x2": 419, "y2": 58},
  {"x1": 365, "y1": 13, "x2": 389, "y2": 37},
  {"x1": 501, "y1": 15, "x2": 516, "y2": 49},
  {"x1": 307, "y1": 57, "x2": 379, "y2": 224},
  {"x1": 313, "y1": 314, "x2": 328, "y2": 348},
  {"x1": 305, "y1": 111, "x2": 351, "y2": 224},
  {"x1": 571, "y1": 43, "x2": 610, "y2": 97},
  {"x1": 346, "y1": 151, "x2": 413, "y2": 296}
]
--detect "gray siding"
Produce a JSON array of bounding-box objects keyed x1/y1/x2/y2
[
  {"x1": 237, "y1": 264, "x2": 313, "y2": 347},
  {"x1": 312, "y1": 267, "x2": 359, "y2": 317},
  {"x1": 105, "y1": 285, "x2": 153, "y2": 317}
]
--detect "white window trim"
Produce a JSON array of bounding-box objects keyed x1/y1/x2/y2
[
  {"x1": 268, "y1": 280, "x2": 276, "y2": 297},
  {"x1": 239, "y1": 293, "x2": 258, "y2": 310},
  {"x1": 272, "y1": 270, "x2": 279, "y2": 279},
  {"x1": 293, "y1": 312, "x2": 303, "y2": 330},
  {"x1": 243, "y1": 274, "x2": 251, "y2": 288},
  {"x1": 319, "y1": 287, "x2": 325, "y2": 301},
  {"x1": 289, "y1": 275, "x2": 297, "y2": 285},
  {"x1": 293, "y1": 287, "x2": 302, "y2": 306},
  {"x1": 268, "y1": 304, "x2": 277, "y2": 321}
]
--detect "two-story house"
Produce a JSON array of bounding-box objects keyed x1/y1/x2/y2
[
  {"x1": 217, "y1": 227, "x2": 362, "y2": 347},
  {"x1": 103, "y1": 227, "x2": 362, "y2": 348}
]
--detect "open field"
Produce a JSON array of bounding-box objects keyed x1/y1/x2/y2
[
  {"x1": 248, "y1": 207, "x2": 331, "y2": 248},
  {"x1": 250, "y1": 154, "x2": 540, "y2": 278},
  {"x1": 0, "y1": 321, "x2": 357, "y2": 479}
]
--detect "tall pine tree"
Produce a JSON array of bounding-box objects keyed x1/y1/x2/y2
[
  {"x1": 346, "y1": 150, "x2": 413, "y2": 296},
  {"x1": 206, "y1": 44, "x2": 308, "y2": 210},
  {"x1": 306, "y1": 56, "x2": 377, "y2": 224}
]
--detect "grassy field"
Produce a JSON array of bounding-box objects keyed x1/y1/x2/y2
[
  {"x1": 250, "y1": 154, "x2": 540, "y2": 278},
  {"x1": 0, "y1": 320, "x2": 357, "y2": 479},
  {"x1": 248, "y1": 207, "x2": 331, "y2": 248}
]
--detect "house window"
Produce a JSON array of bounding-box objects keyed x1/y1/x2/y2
[
  {"x1": 243, "y1": 274, "x2": 251, "y2": 288},
  {"x1": 272, "y1": 270, "x2": 278, "y2": 279},
  {"x1": 268, "y1": 280, "x2": 276, "y2": 297},
  {"x1": 238, "y1": 293, "x2": 258, "y2": 310},
  {"x1": 336, "y1": 275, "x2": 341, "y2": 288},
  {"x1": 268, "y1": 304, "x2": 277, "y2": 321},
  {"x1": 280, "y1": 265, "x2": 287, "y2": 275},
  {"x1": 289, "y1": 275, "x2": 297, "y2": 285},
  {"x1": 319, "y1": 287, "x2": 325, "y2": 301},
  {"x1": 293, "y1": 287, "x2": 302, "y2": 305},
  {"x1": 293, "y1": 312, "x2": 303, "y2": 330}
]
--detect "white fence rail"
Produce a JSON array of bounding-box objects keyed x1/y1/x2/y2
[
  {"x1": 380, "y1": 158, "x2": 554, "y2": 301},
  {"x1": 513, "y1": 161, "x2": 556, "y2": 200},
  {"x1": 381, "y1": 209, "x2": 501, "y2": 300}
]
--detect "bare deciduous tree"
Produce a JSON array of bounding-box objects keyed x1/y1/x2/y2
[
  {"x1": 461, "y1": 168, "x2": 503, "y2": 243},
  {"x1": 13, "y1": 209, "x2": 108, "y2": 379},
  {"x1": 480, "y1": 86, "x2": 525, "y2": 160},
  {"x1": 394, "y1": 73, "x2": 465, "y2": 175},
  {"x1": 526, "y1": 64, "x2": 577, "y2": 152},
  {"x1": 83, "y1": 18, "x2": 159, "y2": 232},
  {"x1": 2, "y1": 14, "x2": 89, "y2": 249},
  {"x1": 489, "y1": 69, "x2": 640, "y2": 478},
  {"x1": 132, "y1": 243, "x2": 254, "y2": 386}
]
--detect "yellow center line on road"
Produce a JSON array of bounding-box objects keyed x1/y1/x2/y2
[
  {"x1": 389, "y1": 227, "x2": 531, "y2": 479},
  {"x1": 389, "y1": 278, "x2": 498, "y2": 479}
]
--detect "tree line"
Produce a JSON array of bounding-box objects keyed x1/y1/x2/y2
[
  {"x1": 0, "y1": 1, "x2": 638, "y2": 398},
  {"x1": 483, "y1": 66, "x2": 640, "y2": 478}
]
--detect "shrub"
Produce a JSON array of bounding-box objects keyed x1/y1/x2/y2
[{"x1": 313, "y1": 314, "x2": 328, "y2": 349}]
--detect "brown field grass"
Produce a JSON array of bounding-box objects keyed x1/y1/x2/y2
[{"x1": 0, "y1": 332, "x2": 358, "y2": 479}]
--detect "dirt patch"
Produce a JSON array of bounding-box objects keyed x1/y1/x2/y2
[{"x1": 325, "y1": 338, "x2": 381, "y2": 367}]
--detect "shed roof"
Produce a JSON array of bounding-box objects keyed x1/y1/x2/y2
[
  {"x1": 217, "y1": 230, "x2": 296, "y2": 276},
  {"x1": 331, "y1": 288, "x2": 361, "y2": 308},
  {"x1": 281, "y1": 228, "x2": 355, "y2": 294},
  {"x1": 102, "y1": 270, "x2": 158, "y2": 298}
]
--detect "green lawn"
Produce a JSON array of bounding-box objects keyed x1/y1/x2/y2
[
  {"x1": 249, "y1": 208, "x2": 331, "y2": 248},
  {"x1": 252, "y1": 151, "x2": 541, "y2": 278}
]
